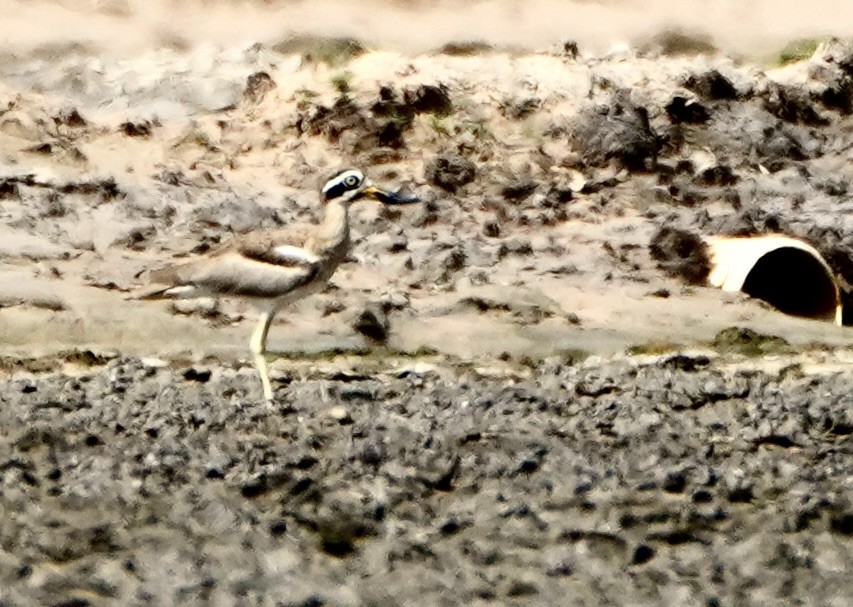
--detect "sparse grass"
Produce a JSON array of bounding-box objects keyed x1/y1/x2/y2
[
  {"x1": 710, "y1": 326, "x2": 792, "y2": 356},
  {"x1": 273, "y1": 35, "x2": 365, "y2": 67},
  {"x1": 627, "y1": 342, "x2": 681, "y2": 356},
  {"x1": 428, "y1": 115, "x2": 452, "y2": 136},
  {"x1": 330, "y1": 71, "x2": 354, "y2": 104},
  {"x1": 772, "y1": 38, "x2": 822, "y2": 66},
  {"x1": 627, "y1": 327, "x2": 795, "y2": 358},
  {"x1": 638, "y1": 30, "x2": 718, "y2": 57},
  {"x1": 294, "y1": 87, "x2": 319, "y2": 110},
  {"x1": 434, "y1": 41, "x2": 495, "y2": 56}
]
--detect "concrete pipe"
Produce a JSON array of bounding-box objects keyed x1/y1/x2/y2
[{"x1": 705, "y1": 235, "x2": 843, "y2": 326}]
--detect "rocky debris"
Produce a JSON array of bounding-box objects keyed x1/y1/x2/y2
[
  {"x1": 53, "y1": 107, "x2": 87, "y2": 128},
  {"x1": 352, "y1": 302, "x2": 390, "y2": 342},
  {"x1": 443, "y1": 288, "x2": 564, "y2": 324},
  {"x1": 571, "y1": 94, "x2": 660, "y2": 170},
  {"x1": 402, "y1": 84, "x2": 453, "y2": 116},
  {"x1": 683, "y1": 69, "x2": 741, "y2": 100},
  {"x1": 764, "y1": 39, "x2": 853, "y2": 119},
  {"x1": 110, "y1": 223, "x2": 157, "y2": 251},
  {"x1": 501, "y1": 179, "x2": 538, "y2": 202},
  {"x1": 0, "y1": 354, "x2": 849, "y2": 605},
  {"x1": 0, "y1": 174, "x2": 37, "y2": 199},
  {"x1": 665, "y1": 94, "x2": 710, "y2": 124},
  {"x1": 648, "y1": 227, "x2": 711, "y2": 285},
  {"x1": 761, "y1": 81, "x2": 829, "y2": 126},
  {"x1": 425, "y1": 153, "x2": 476, "y2": 192},
  {"x1": 500, "y1": 96, "x2": 540, "y2": 120},
  {"x1": 242, "y1": 71, "x2": 276, "y2": 105},
  {"x1": 298, "y1": 96, "x2": 409, "y2": 152},
  {"x1": 119, "y1": 119, "x2": 155, "y2": 138}
]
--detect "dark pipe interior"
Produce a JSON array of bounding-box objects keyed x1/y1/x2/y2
[{"x1": 742, "y1": 247, "x2": 838, "y2": 321}]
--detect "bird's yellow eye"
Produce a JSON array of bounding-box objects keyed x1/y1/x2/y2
[{"x1": 344, "y1": 175, "x2": 360, "y2": 187}]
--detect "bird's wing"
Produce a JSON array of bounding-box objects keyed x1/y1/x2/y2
[
  {"x1": 145, "y1": 228, "x2": 322, "y2": 299},
  {"x1": 148, "y1": 251, "x2": 320, "y2": 299},
  {"x1": 232, "y1": 228, "x2": 319, "y2": 267}
]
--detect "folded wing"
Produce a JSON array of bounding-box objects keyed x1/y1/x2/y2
[{"x1": 146, "y1": 238, "x2": 321, "y2": 300}]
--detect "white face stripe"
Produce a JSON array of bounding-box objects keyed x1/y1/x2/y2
[
  {"x1": 322, "y1": 169, "x2": 364, "y2": 194},
  {"x1": 272, "y1": 245, "x2": 320, "y2": 265}
]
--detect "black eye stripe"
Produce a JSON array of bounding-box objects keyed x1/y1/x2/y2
[
  {"x1": 322, "y1": 170, "x2": 364, "y2": 200},
  {"x1": 323, "y1": 182, "x2": 347, "y2": 200}
]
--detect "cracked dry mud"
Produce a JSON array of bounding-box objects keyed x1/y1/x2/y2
[{"x1": 0, "y1": 353, "x2": 851, "y2": 606}]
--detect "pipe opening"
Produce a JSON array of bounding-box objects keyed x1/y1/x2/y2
[{"x1": 741, "y1": 247, "x2": 839, "y2": 321}]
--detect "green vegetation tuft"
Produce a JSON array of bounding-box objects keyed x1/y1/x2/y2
[
  {"x1": 627, "y1": 342, "x2": 681, "y2": 356},
  {"x1": 773, "y1": 38, "x2": 822, "y2": 66},
  {"x1": 331, "y1": 71, "x2": 353, "y2": 96},
  {"x1": 273, "y1": 35, "x2": 366, "y2": 67},
  {"x1": 435, "y1": 41, "x2": 495, "y2": 56},
  {"x1": 710, "y1": 326, "x2": 792, "y2": 357}
]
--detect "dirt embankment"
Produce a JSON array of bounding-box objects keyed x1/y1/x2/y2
[{"x1": 1, "y1": 36, "x2": 853, "y2": 359}]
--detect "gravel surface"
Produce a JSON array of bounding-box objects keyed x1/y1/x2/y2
[{"x1": 0, "y1": 353, "x2": 850, "y2": 606}]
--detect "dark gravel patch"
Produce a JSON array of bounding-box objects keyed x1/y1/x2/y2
[{"x1": 0, "y1": 355, "x2": 850, "y2": 606}]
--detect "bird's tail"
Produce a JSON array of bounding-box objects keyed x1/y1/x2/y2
[
  {"x1": 125, "y1": 264, "x2": 195, "y2": 301},
  {"x1": 125, "y1": 285, "x2": 174, "y2": 301}
]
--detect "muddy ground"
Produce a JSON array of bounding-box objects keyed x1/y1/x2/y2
[{"x1": 1, "y1": 1, "x2": 853, "y2": 605}]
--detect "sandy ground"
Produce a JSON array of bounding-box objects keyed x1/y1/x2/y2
[
  {"x1": 1, "y1": 0, "x2": 853, "y2": 58},
  {"x1": 0, "y1": 2, "x2": 852, "y2": 605}
]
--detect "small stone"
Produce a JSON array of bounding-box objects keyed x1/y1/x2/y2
[
  {"x1": 403, "y1": 84, "x2": 452, "y2": 115},
  {"x1": 665, "y1": 95, "x2": 710, "y2": 123},
  {"x1": 648, "y1": 227, "x2": 711, "y2": 285},
  {"x1": 505, "y1": 580, "x2": 538, "y2": 597},
  {"x1": 269, "y1": 520, "x2": 287, "y2": 536},
  {"x1": 243, "y1": 71, "x2": 276, "y2": 105},
  {"x1": 426, "y1": 153, "x2": 476, "y2": 192},
  {"x1": 183, "y1": 367, "x2": 212, "y2": 383},
  {"x1": 683, "y1": 69, "x2": 739, "y2": 100},
  {"x1": 120, "y1": 119, "x2": 153, "y2": 138},
  {"x1": 663, "y1": 471, "x2": 687, "y2": 494},
  {"x1": 327, "y1": 406, "x2": 353, "y2": 425},
  {"x1": 171, "y1": 297, "x2": 219, "y2": 318},
  {"x1": 483, "y1": 217, "x2": 501, "y2": 238},
  {"x1": 632, "y1": 544, "x2": 656, "y2": 565},
  {"x1": 352, "y1": 303, "x2": 389, "y2": 342}
]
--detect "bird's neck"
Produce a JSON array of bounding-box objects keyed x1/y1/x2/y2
[{"x1": 315, "y1": 199, "x2": 350, "y2": 254}]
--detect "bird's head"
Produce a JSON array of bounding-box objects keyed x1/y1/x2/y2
[{"x1": 320, "y1": 168, "x2": 420, "y2": 206}]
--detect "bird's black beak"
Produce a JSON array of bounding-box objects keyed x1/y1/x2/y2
[{"x1": 361, "y1": 183, "x2": 420, "y2": 205}]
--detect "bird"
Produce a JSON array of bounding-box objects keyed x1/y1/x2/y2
[{"x1": 137, "y1": 168, "x2": 420, "y2": 400}]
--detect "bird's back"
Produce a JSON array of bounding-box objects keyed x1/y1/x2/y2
[{"x1": 143, "y1": 223, "x2": 329, "y2": 301}]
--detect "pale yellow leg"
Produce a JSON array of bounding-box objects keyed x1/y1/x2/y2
[{"x1": 249, "y1": 311, "x2": 275, "y2": 401}]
